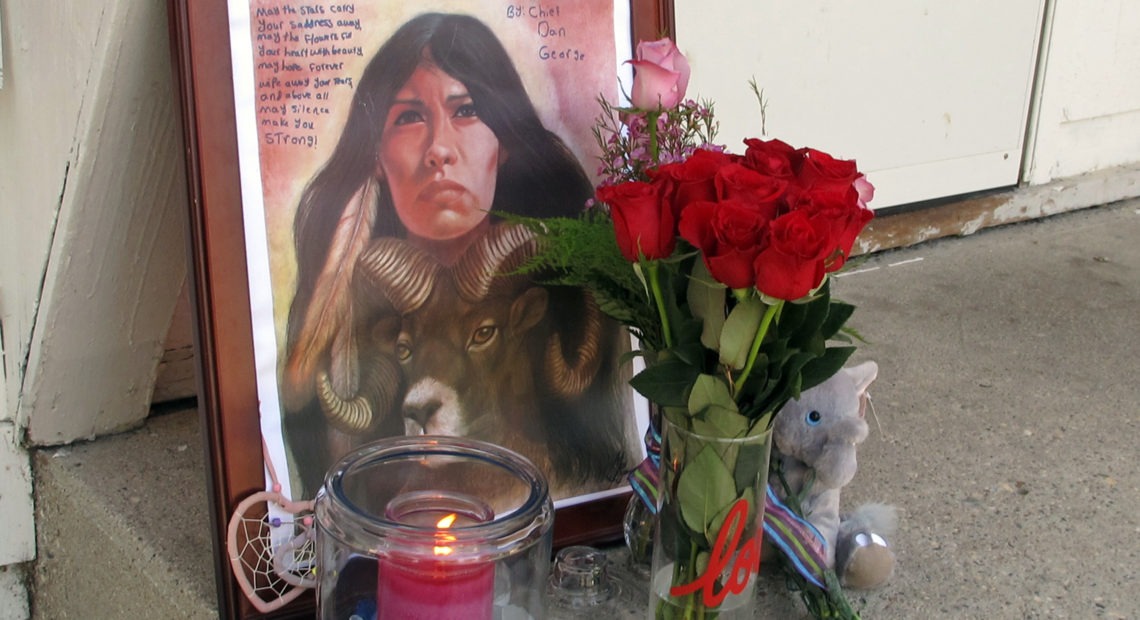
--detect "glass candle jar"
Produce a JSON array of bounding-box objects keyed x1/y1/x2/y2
[{"x1": 315, "y1": 437, "x2": 554, "y2": 620}]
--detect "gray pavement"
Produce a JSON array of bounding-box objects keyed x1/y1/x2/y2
[
  {"x1": 33, "y1": 406, "x2": 216, "y2": 620},
  {"x1": 826, "y1": 199, "x2": 1140, "y2": 619},
  {"x1": 32, "y1": 199, "x2": 1140, "y2": 619}
]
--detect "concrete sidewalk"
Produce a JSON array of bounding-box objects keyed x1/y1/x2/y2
[
  {"x1": 31, "y1": 200, "x2": 1140, "y2": 619},
  {"x1": 825, "y1": 198, "x2": 1140, "y2": 619}
]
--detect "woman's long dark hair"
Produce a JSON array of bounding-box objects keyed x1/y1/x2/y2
[{"x1": 288, "y1": 13, "x2": 593, "y2": 350}]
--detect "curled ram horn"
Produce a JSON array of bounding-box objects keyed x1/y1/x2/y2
[
  {"x1": 546, "y1": 293, "x2": 604, "y2": 398},
  {"x1": 356, "y1": 237, "x2": 441, "y2": 314},
  {"x1": 453, "y1": 223, "x2": 538, "y2": 302},
  {"x1": 316, "y1": 370, "x2": 372, "y2": 433},
  {"x1": 314, "y1": 237, "x2": 435, "y2": 434},
  {"x1": 316, "y1": 350, "x2": 405, "y2": 434},
  {"x1": 454, "y1": 222, "x2": 605, "y2": 400}
]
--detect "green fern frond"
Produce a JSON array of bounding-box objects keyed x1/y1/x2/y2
[{"x1": 501, "y1": 210, "x2": 663, "y2": 345}]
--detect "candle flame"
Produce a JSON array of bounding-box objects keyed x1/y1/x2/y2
[
  {"x1": 436, "y1": 514, "x2": 458, "y2": 529},
  {"x1": 433, "y1": 514, "x2": 458, "y2": 555}
]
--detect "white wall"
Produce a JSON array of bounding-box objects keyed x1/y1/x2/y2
[
  {"x1": 674, "y1": 0, "x2": 1046, "y2": 209},
  {"x1": 0, "y1": 353, "x2": 33, "y2": 568},
  {"x1": 674, "y1": 0, "x2": 1140, "y2": 210},
  {"x1": 0, "y1": 0, "x2": 189, "y2": 588},
  {"x1": 1025, "y1": 0, "x2": 1140, "y2": 184},
  {"x1": 0, "y1": 1, "x2": 188, "y2": 446}
]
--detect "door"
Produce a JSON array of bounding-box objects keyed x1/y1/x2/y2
[{"x1": 675, "y1": 1, "x2": 1047, "y2": 209}]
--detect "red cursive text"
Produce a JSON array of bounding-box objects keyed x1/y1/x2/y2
[{"x1": 668, "y1": 498, "x2": 762, "y2": 607}]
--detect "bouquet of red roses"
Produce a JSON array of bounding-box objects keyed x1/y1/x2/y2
[
  {"x1": 518, "y1": 38, "x2": 873, "y2": 619},
  {"x1": 582, "y1": 137, "x2": 874, "y2": 422}
]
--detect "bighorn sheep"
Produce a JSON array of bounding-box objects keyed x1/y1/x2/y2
[{"x1": 316, "y1": 223, "x2": 636, "y2": 497}]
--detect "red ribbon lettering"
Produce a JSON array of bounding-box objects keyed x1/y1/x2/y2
[{"x1": 668, "y1": 498, "x2": 762, "y2": 608}]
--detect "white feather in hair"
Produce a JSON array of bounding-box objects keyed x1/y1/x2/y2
[{"x1": 282, "y1": 178, "x2": 379, "y2": 410}]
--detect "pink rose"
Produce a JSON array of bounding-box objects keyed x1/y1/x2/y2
[
  {"x1": 628, "y1": 38, "x2": 691, "y2": 109},
  {"x1": 853, "y1": 175, "x2": 875, "y2": 207}
]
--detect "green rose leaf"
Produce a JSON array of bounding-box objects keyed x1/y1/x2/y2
[
  {"x1": 670, "y1": 339, "x2": 707, "y2": 368},
  {"x1": 800, "y1": 345, "x2": 857, "y2": 392},
  {"x1": 707, "y1": 487, "x2": 755, "y2": 543},
  {"x1": 692, "y1": 405, "x2": 748, "y2": 439},
  {"x1": 688, "y1": 374, "x2": 756, "y2": 448},
  {"x1": 789, "y1": 292, "x2": 830, "y2": 350},
  {"x1": 629, "y1": 357, "x2": 700, "y2": 407},
  {"x1": 749, "y1": 411, "x2": 775, "y2": 435},
  {"x1": 821, "y1": 300, "x2": 856, "y2": 339},
  {"x1": 720, "y1": 296, "x2": 765, "y2": 370},
  {"x1": 687, "y1": 374, "x2": 736, "y2": 417},
  {"x1": 686, "y1": 259, "x2": 727, "y2": 351},
  {"x1": 691, "y1": 405, "x2": 749, "y2": 476},
  {"x1": 732, "y1": 431, "x2": 772, "y2": 492},
  {"x1": 677, "y1": 444, "x2": 738, "y2": 536},
  {"x1": 660, "y1": 405, "x2": 691, "y2": 432}
]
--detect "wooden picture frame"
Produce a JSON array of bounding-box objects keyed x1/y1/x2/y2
[{"x1": 168, "y1": 1, "x2": 674, "y2": 617}]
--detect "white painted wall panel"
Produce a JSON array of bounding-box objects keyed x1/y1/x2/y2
[
  {"x1": 0, "y1": 0, "x2": 188, "y2": 584},
  {"x1": 675, "y1": 1, "x2": 1045, "y2": 208},
  {"x1": 0, "y1": 564, "x2": 30, "y2": 620},
  {"x1": 0, "y1": 1, "x2": 106, "y2": 422},
  {"x1": 1026, "y1": 0, "x2": 1140, "y2": 184},
  {"x1": 17, "y1": 0, "x2": 189, "y2": 444},
  {"x1": 0, "y1": 340, "x2": 33, "y2": 567},
  {"x1": 0, "y1": 424, "x2": 33, "y2": 566}
]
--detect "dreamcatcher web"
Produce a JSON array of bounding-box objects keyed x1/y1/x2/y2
[{"x1": 226, "y1": 439, "x2": 318, "y2": 613}]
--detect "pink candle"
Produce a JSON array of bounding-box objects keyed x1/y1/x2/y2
[{"x1": 377, "y1": 496, "x2": 495, "y2": 619}]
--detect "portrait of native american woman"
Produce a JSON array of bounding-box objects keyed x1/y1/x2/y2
[{"x1": 236, "y1": 2, "x2": 644, "y2": 502}]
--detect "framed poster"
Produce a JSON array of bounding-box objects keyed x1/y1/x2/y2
[{"x1": 169, "y1": 0, "x2": 674, "y2": 617}]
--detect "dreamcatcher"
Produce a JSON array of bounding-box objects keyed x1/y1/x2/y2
[{"x1": 227, "y1": 439, "x2": 318, "y2": 613}]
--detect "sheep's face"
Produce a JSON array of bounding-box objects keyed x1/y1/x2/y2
[{"x1": 398, "y1": 276, "x2": 549, "y2": 441}]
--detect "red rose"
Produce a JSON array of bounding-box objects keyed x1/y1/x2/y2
[
  {"x1": 794, "y1": 188, "x2": 874, "y2": 272},
  {"x1": 679, "y1": 199, "x2": 777, "y2": 289},
  {"x1": 742, "y1": 138, "x2": 799, "y2": 179},
  {"x1": 651, "y1": 149, "x2": 735, "y2": 217},
  {"x1": 795, "y1": 148, "x2": 861, "y2": 194},
  {"x1": 753, "y1": 210, "x2": 830, "y2": 300},
  {"x1": 714, "y1": 163, "x2": 789, "y2": 205},
  {"x1": 597, "y1": 181, "x2": 675, "y2": 261}
]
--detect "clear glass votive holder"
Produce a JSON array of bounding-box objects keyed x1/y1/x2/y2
[{"x1": 314, "y1": 436, "x2": 554, "y2": 620}]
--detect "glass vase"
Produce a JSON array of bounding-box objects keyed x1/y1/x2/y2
[
  {"x1": 648, "y1": 418, "x2": 773, "y2": 619},
  {"x1": 314, "y1": 436, "x2": 554, "y2": 620},
  {"x1": 623, "y1": 494, "x2": 655, "y2": 570}
]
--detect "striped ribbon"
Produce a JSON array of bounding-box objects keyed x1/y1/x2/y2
[
  {"x1": 627, "y1": 424, "x2": 661, "y2": 513},
  {"x1": 761, "y1": 485, "x2": 829, "y2": 590}
]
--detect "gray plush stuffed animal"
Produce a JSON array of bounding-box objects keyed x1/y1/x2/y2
[{"x1": 771, "y1": 360, "x2": 898, "y2": 589}]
